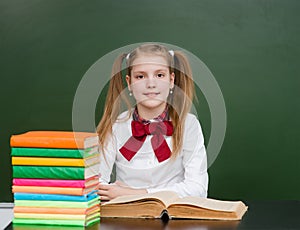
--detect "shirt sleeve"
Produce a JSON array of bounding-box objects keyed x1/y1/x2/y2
[
  {"x1": 147, "y1": 115, "x2": 209, "y2": 197},
  {"x1": 99, "y1": 131, "x2": 118, "y2": 184}
]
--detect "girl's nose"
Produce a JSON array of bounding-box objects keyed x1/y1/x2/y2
[{"x1": 146, "y1": 76, "x2": 156, "y2": 88}]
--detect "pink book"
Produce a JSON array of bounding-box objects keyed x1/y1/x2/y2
[{"x1": 13, "y1": 176, "x2": 99, "y2": 188}]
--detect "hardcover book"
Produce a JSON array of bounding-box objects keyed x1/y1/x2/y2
[
  {"x1": 13, "y1": 176, "x2": 99, "y2": 188},
  {"x1": 11, "y1": 146, "x2": 99, "y2": 158},
  {"x1": 14, "y1": 204, "x2": 100, "y2": 215},
  {"x1": 14, "y1": 191, "x2": 99, "y2": 201},
  {"x1": 12, "y1": 154, "x2": 100, "y2": 167},
  {"x1": 12, "y1": 184, "x2": 98, "y2": 196},
  {"x1": 12, "y1": 164, "x2": 100, "y2": 180},
  {"x1": 14, "y1": 196, "x2": 100, "y2": 208},
  {"x1": 10, "y1": 131, "x2": 99, "y2": 149},
  {"x1": 12, "y1": 212, "x2": 100, "y2": 227}
]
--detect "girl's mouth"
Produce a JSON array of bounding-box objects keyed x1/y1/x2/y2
[{"x1": 144, "y1": 92, "x2": 160, "y2": 98}]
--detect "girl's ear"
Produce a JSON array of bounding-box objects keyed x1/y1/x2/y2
[
  {"x1": 126, "y1": 75, "x2": 131, "y2": 91},
  {"x1": 170, "y1": 72, "x2": 175, "y2": 88}
]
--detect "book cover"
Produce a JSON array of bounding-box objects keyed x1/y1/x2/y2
[
  {"x1": 12, "y1": 154, "x2": 100, "y2": 167},
  {"x1": 10, "y1": 131, "x2": 99, "y2": 149},
  {"x1": 13, "y1": 204, "x2": 100, "y2": 215},
  {"x1": 14, "y1": 197, "x2": 100, "y2": 208},
  {"x1": 14, "y1": 211, "x2": 100, "y2": 220},
  {"x1": 13, "y1": 176, "x2": 99, "y2": 188},
  {"x1": 12, "y1": 185, "x2": 97, "y2": 196},
  {"x1": 11, "y1": 146, "x2": 99, "y2": 158},
  {"x1": 12, "y1": 212, "x2": 100, "y2": 226},
  {"x1": 14, "y1": 191, "x2": 98, "y2": 201},
  {"x1": 12, "y1": 164, "x2": 100, "y2": 180}
]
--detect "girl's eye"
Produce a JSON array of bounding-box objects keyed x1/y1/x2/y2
[
  {"x1": 157, "y1": 73, "x2": 165, "y2": 78},
  {"x1": 135, "y1": 75, "x2": 144, "y2": 79}
]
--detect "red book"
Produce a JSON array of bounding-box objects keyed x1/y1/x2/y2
[{"x1": 13, "y1": 176, "x2": 99, "y2": 188}]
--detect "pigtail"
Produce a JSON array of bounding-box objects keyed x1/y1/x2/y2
[
  {"x1": 97, "y1": 53, "x2": 130, "y2": 150},
  {"x1": 169, "y1": 50, "x2": 195, "y2": 157}
]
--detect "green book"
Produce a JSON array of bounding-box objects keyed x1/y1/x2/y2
[
  {"x1": 11, "y1": 146, "x2": 98, "y2": 158},
  {"x1": 12, "y1": 223, "x2": 90, "y2": 230},
  {"x1": 14, "y1": 197, "x2": 100, "y2": 208},
  {"x1": 13, "y1": 164, "x2": 99, "y2": 180},
  {"x1": 13, "y1": 213, "x2": 100, "y2": 226}
]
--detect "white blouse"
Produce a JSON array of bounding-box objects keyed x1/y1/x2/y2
[{"x1": 99, "y1": 111, "x2": 208, "y2": 198}]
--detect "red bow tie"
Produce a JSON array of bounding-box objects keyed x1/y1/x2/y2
[{"x1": 119, "y1": 120, "x2": 173, "y2": 162}]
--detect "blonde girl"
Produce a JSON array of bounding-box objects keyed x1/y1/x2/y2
[{"x1": 97, "y1": 43, "x2": 208, "y2": 200}]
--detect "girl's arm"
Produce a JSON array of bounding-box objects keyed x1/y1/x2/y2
[
  {"x1": 98, "y1": 181, "x2": 147, "y2": 200},
  {"x1": 98, "y1": 133, "x2": 117, "y2": 184}
]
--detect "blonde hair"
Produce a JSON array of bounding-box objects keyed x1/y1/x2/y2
[{"x1": 97, "y1": 43, "x2": 195, "y2": 157}]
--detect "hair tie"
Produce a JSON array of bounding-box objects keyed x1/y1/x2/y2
[
  {"x1": 126, "y1": 53, "x2": 131, "y2": 60},
  {"x1": 168, "y1": 50, "x2": 174, "y2": 57}
]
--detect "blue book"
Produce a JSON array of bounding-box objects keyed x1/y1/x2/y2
[{"x1": 14, "y1": 190, "x2": 98, "y2": 201}]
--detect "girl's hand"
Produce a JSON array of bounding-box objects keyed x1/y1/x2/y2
[
  {"x1": 97, "y1": 180, "x2": 147, "y2": 201},
  {"x1": 114, "y1": 180, "x2": 128, "y2": 187}
]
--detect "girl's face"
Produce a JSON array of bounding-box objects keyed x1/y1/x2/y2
[{"x1": 126, "y1": 54, "x2": 175, "y2": 118}]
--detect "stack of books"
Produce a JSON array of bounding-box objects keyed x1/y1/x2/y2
[{"x1": 10, "y1": 131, "x2": 101, "y2": 227}]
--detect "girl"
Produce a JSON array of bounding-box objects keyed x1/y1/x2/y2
[{"x1": 97, "y1": 43, "x2": 208, "y2": 201}]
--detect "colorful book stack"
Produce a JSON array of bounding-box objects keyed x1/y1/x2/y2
[{"x1": 10, "y1": 131, "x2": 101, "y2": 227}]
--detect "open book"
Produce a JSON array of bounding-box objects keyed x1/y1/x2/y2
[{"x1": 101, "y1": 191, "x2": 248, "y2": 220}]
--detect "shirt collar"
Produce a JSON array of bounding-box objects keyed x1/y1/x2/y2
[{"x1": 133, "y1": 105, "x2": 169, "y2": 124}]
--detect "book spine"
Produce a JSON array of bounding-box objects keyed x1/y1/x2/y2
[
  {"x1": 14, "y1": 213, "x2": 87, "y2": 220},
  {"x1": 11, "y1": 147, "x2": 85, "y2": 158},
  {"x1": 12, "y1": 157, "x2": 87, "y2": 167},
  {"x1": 14, "y1": 191, "x2": 98, "y2": 201},
  {"x1": 13, "y1": 178, "x2": 85, "y2": 187},
  {"x1": 10, "y1": 133, "x2": 98, "y2": 149},
  {"x1": 12, "y1": 166, "x2": 87, "y2": 180},
  {"x1": 13, "y1": 205, "x2": 100, "y2": 215},
  {"x1": 12, "y1": 185, "x2": 89, "y2": 196},
  {"x1": 13, "y1": 176, "x2": 99, "y2": 187},
  {"x1": 13, "y1": 206, "x2": 95, "y2": 214},
  {"x1": 12, "y1": 215, "x2": 101, "y2": 227},
  {"x1": 10, "y1": 137, "x2": 83, "y2": 149},
  {"x1": 12, "y1": 218, "x2": 86, "y2": 226},
  {"x1": 14, "y1": 197, "x2": 100, "y2": 208}
]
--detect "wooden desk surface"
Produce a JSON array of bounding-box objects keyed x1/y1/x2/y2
[{"x1": 5, "y1": 200, "x2": 300, "y2": 230}]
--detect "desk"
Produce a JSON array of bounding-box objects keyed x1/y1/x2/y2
[
  {"x1": 3, "y1": 200, "x2": 300, "y2": 230},
  {"x1": 0, "y1": 203, "x2": 13, "y2": 230}
]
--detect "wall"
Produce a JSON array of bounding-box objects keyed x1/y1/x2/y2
[{"x1": 1, "y1": 0, "x2": 299, "y2": 201}]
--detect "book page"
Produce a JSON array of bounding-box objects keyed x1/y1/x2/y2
[
  {"x1": 102, "y1": 191, "x2": 179, "y2": 207},
  {"x1": 171, "y1": 197, "x2": 245, "y2": 212}
]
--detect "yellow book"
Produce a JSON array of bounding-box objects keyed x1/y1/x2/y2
[
  {"x1": 14, "y1": 213, "x2": 87, "y2": 220},
  {"x1": 12, "y1": 154, "x2": 100, "y2": 167}
]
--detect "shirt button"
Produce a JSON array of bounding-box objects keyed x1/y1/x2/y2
[{"x1": 148, "y1": 160, "x2": 152, "y2": 165}]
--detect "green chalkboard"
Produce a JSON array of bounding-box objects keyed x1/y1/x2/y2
[{"x1": 1, "y1": 0, "x2": 299, "y2": 202}]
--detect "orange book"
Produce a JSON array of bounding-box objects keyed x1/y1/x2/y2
[
  {"x1": 12, "y1": 185, "x2": 97, "y2": 196},
  {"x1": 10, "y1": 131, "x2": 99, "y2": 149},
  {"x1": 14, "y1": 204, "x2": 100, "y2": 215}
]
